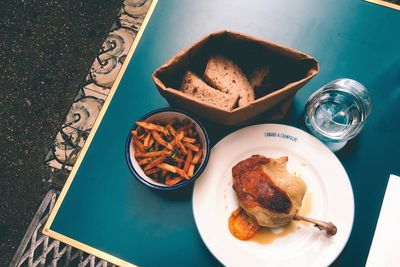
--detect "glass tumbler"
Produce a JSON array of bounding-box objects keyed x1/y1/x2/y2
[{"x1": 304, "y1": 78, "x2": 371, "y2": 151}]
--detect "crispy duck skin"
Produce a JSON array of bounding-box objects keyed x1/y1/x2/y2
[
  {"x1": 232, "y1": 156, "x2": 292, "y2": 213},
  {"x1": 232, "y1": 155, "x2": 307, "y2": 228}
]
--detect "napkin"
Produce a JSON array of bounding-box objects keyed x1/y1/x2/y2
[{"x1": 366, "y1": 174, "x2": 400, "y2": 267}]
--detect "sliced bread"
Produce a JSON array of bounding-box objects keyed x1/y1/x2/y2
[
  {"x1": 248, "y1": 65, "x2": 273, "y2": 98},
  {"x1": 180, "y1": 70, "x2": 239, "y2": 111},
  {"x1": 204, "y1": 55, "x2": 255, "y2": 107},
  {"x1": 248, "y1": 65, "x2": 270, "y2": 89}
]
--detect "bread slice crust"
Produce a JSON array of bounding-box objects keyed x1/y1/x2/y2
[
  {"x1": 204, "y1": 55, "x2": 255, "y2": 107},
  {"x1": 180, "y1": 70, "x2": 238, "y2": 111}
]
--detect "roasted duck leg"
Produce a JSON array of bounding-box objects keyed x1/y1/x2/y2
[{"x1": 230, "y1": 155, "x2": 337, "y2": 239}]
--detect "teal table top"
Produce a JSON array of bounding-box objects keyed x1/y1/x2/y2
[{"x1": 44, "y1": 0, "x2": 400, "y2": 266}]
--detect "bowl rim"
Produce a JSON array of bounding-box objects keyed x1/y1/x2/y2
[{"x1": 125, "y1": 107, "x2": 211, "y2": 190}]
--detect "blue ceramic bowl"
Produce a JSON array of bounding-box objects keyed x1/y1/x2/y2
[{"x1": 125, "y1": 108, "x2": 210, "y2": 190}]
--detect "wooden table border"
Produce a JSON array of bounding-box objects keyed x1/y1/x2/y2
[
  {"x1": 42, "y1": 1, "x2": 158, "y2": 266},
  {"x1": 365, "y1": 0, "x2": 400, "y2": 10}
]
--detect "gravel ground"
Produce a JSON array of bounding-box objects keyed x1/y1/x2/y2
[{"x1": 0, "y1": 0, "x2": 122, "y2": 265}]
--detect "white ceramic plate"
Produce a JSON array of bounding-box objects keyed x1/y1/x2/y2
[{"x1": 192, "y1": 124, "x2": 354, "y2": 267}]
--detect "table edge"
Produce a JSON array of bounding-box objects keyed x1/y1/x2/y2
[
  {"x1": 42, "y1": 1, "x2": 159, "y2": 266},
  {"x1": 365, "y1": 0, "x2": 400, "y2": 10}
]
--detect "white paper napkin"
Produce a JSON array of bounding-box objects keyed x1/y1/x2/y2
[{"x1": 366, "y1": 174, "x2": 400, "y2": 267}]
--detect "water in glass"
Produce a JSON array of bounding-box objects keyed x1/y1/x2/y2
[{"x1": 305, "y1": 79, "x2": 371, "y2": 151}]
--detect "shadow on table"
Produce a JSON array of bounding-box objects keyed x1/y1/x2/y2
[
  {"x1": 336, "y1": 137, "x2": 360, "y2": 157},
  {"x1": 152, "y1": 184, "x2": 194, "y2": 201}
]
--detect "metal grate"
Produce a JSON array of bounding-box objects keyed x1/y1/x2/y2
[
  {"x1": 45, "y1": 0, "x2": 154, "y2": 186},
  {"x1": 10, "y1": 190, "x2": 116, "y2": 267}
]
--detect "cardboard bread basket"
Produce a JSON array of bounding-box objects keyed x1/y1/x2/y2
[{"x1": 152, "y1": 30, "x2": 319, "y2": 125}]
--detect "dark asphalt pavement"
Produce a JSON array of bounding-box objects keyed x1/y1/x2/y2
[{"x1": 0, "y1": 0, "x2": 122, "y2": 265}]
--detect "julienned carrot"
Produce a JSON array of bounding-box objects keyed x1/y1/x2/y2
[
  {"x1": 157, "y1": 163, "x2": 189, "y2": 179},
  {"x1": 174, "y1": 157, "x2": 185, "y2": 163},
  {"x1": 187, "y1": 164, "x2": 195, "y2": 178},
  {"x1": 191, "y1": 149, "x2": 203, "y2": 164},
  {"x1": 145, "y1": 168, "x2": 161, "y2": 175},
  {"x1": 165, "y1": 124, "x2": 177, "y2": 137},
  {"x1": 144, "y1": 155, "x2": 167, "y2": 171},
  {"x1": 177, "y1": 123, "x2": 193, "y2": 132},
  {"x1": 136, "y1": 121, "x2": 165, "y2": 132},
  {"x1": 139, "y1": 157, "x2": 152, "y2": 165},
  {"x1": 174, "y1": 131, "x2": 187, "y2": 155},
  {"x1": 152, "y1": 131, "x2": 173, "y2": 150},
  {"x1": 182, "y1": 137, "x2": 196, "y2": 143},
  {"x1": 148, "y1": 136, "x2": 154, "y2": 148},
  {"x1": 143, "y1": 131, "x2": 151, "y2": 149},
  {"x1": 165, "y1": 176, "x2": 184, "y2": 186},
  {"x1": 133, "y1": 137, "x2": 145, "y2": 153},
  {"x1": 183, "y1": 150, "x2": 193, "y2": 173},
  {"x1": 184, "y1": 142, "x2": 200, "y2": 152},
  {"x1": 135, "y1": 150, "x2": 171, "y2": 158}
]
